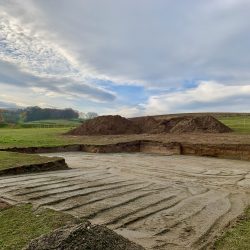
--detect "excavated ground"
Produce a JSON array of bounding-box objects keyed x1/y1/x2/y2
[{"x1": 0, "y1": 152, "x2": 249, "y2": 249}]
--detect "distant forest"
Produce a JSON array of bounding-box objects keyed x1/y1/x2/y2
[{"x1": 0, "y1": 106, "x2": 80, "y2": 123}]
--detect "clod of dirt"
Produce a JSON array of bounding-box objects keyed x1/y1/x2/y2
[
  {"x1": 69, "y1": 115, "x2": 141, "y2": 135},
  {"x1": 0, "y1": 199, "x2": 10, "y2": 210},
  {"x1": 24, "y1": 221, "x2": 145, "y2": 250}
]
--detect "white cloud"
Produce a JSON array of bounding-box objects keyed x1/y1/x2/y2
[
  {"x1": 0, "y1": 100, "x2": 20, "y2": 109},
  {"x1": 144, "y1": 82, "x2": 250, "y2": 115},
  {"x1": 102, "y1": 105, "x2": 145, "y2": 118},
  {"x1": 100, "y1": 82, "x2": 250, "y2": 117},
  {"x1": 0, "y1": 84, "x2": 75, "y2": 109},
  {"x1": 0, "y1": 9, "x2": 116, "y2": 103},
  {"x1": 8, "y1": 0, "x2": 249, "y2": 87},
  {"x1": 0, "y1": 12, "x2": 77, "y2": 78}
]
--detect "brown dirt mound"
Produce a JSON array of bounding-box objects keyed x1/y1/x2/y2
[
  {"x1": 163, "y1": 115, "x2": 233, "y2": 134},
  {"x1": 130, "y1": 116, "x2": 165, "y2": 134},
  {"x1": 69, "y1": 115, "x2": 141, "y2": 135},
  {"x1": 24, "y1": 221, "x2": 144, "y2": 250},
  {"x1": 69, "y1": 114, "x2": 232, "y2": 136},
  {"x1": 131, "y1": 115, "x2": 232, "y2": 134}
]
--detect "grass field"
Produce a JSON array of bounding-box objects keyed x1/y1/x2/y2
[
  {"x1": 0, "y1": 119, "x2": 82, "y2": 129},
  {"x1": 218, "y1": 116, "x2": 250, "y2": 133},
  {"x1": 0, "y1": 128, "x2": 75, "y2": 149},
  {"x1": 0, "y1": 204, "x2": 80, "y2": 250},
  {"x1": 0, "y1": 151, "x2": 60, "y2": 171},
  {"x1": 215, "y1": 207, "x2": 250, "y2": 250},
  {"x1": 23, "y1": 119, "x2": 82, "y2": 128}
]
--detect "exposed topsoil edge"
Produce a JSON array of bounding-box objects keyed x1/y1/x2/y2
[
  {"x1": 2, "y1": 140, "x2": 250, "y2": 161},
  {"x1": 68, "y1": 115, "x2": 232, "y2": 136},
  {"x1": 0, "y1": 158, "x2": 69, "y2": 176}
]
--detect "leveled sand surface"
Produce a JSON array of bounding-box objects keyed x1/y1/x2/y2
[{"x1": 0, "y1": 152, "x2": 249, "y2": 249}]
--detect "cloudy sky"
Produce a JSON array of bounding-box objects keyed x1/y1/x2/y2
[{"x1": 1, "y1": 0, "x2": 250, "y2": 117}]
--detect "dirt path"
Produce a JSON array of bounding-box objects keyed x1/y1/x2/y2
[{"x1": 0, "y1": 153, "x2": 249, "y2": 249}]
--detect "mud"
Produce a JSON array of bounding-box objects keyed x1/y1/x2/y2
[{"x1": 0, "y1": 152, "x2": 249, "y2": 249}]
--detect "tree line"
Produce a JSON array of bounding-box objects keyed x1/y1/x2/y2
[{"x1": 0, "y1": 106, "x2": 80, "y2": 124}]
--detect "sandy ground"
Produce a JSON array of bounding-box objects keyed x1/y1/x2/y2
[{"x1": 0, "y1": 153, "x2": 250, "y2": 249}]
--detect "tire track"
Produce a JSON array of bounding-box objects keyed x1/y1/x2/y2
[
  {"x1": 61, "y1": 183, "x2": 154, "y2": 212},
  {"x1": 27, "y1": 180, "x2": 131, "y2": 201},
  {"x1": 36, "y1": 182, "x2": 143, "y2": 207}
]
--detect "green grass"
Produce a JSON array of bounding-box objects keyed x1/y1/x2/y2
[
  {"x1": 23, "y1": 119, "x2": 81, "y2": 127},
  {"x1": 215, "y1": 207, "x2": 250, "y2": 250},
  {"x1": 0, "y1": 204, "x2": 80, "y2": 250},
  {"x1": 0, "y1": 128, "x2": 76, "y2": 149},
  {"x1": 0, "y1": 119, "x2": 82, "y2": 129},
  {"x1": 219, "y1": 116, "x2": 250, "y2": 133},
  {"x1": 25, "y1": 119, "x2": 80, "y2": 124},
  {"x1": 0, "y1": 151, "x2": 60, "y2": 171}
]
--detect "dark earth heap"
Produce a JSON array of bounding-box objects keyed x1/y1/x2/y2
[
  {"x1": 69, "y1": 114, "x2": 232, "y2": 136},
  {"x1": 24, "y1": 221, "x2": 144, "y2": 250}
]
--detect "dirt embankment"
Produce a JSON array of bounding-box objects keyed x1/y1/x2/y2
[
  {"x1": 69, "y1": 115, "x2": 232, "y2": 136},
  {"x1": 0, "y1": 145, "x2": 81, "y2": 154},
  {"x1": 3, "y1": 140, "x2": 250, "y2": 161},
  {"x1": 0, "y1": 158, "x2": 69, "y2": 176}
]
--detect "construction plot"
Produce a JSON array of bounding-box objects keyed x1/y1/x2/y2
[{"x1": 0, "y1": 152, "x2": 249, "y2": 250}]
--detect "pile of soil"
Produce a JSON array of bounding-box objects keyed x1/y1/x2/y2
[
  {"x1": 68, "y1": 114, "x2": 232, "y2": 136},
  {"x1": 24, "y1": 221, "x2": 144, "y2": 250},
  {"x1": 130, "y1": 116, "x2": 165, "y2": 134},
  {"x1": 69, "y1": 115, "x2": 141, "y2": 135},
  {"x1": 161, "y1": 115, "x2": 233, "y2": 134}
]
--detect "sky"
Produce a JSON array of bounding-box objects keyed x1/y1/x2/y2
[{"x1": 1, "y1": 0, "x2": 250, "y2": 117}]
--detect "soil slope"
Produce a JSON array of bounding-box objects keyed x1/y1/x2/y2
[
  {"x1": 131, "y1": 116, "x2": 165, "y2": 134},
  {"x1": 69, "y1": 115, "x2": 141, "y2": 135},
  {"x1": 160, "y1": 115, "x2": 232, "y2": 133}
]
